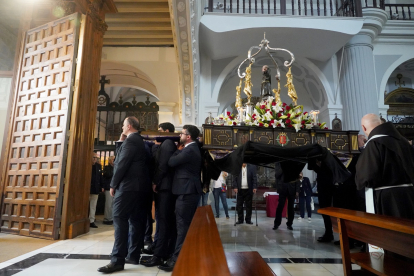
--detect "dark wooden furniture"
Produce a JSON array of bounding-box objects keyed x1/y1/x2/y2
[
  {"x1": 318, "y1": 207, "x2": 414, "y2": 276},
  {"x1": 203, "y1": 124, "x2": 359, "y2": 154},
  {"x1": 172, "y1": 205, "x2": 275, "y2": 276}
]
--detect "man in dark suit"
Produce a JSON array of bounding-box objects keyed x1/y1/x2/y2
[
  {"x1": 232, "y1": 163, "x2": 257, "y2": 224},
  {"x1": 98, "y1": 117, "x2": 151, "y2": 274},
  {"x1": 273, "y1": 163, "x2": 300, "y2": 230},
  {"x1": 308, "y1": 158, "x2": 334, "y2": 242},
  {"x1": 158, "y1": 125, "x2": 202, "y2": 271},
  {"x1": 89, "y1": 152, "x2": 103, "y2": 228},
  {"x1": 141, "y1": 122, "x2": 177, "y2": 267},
  {"x1": 298, "y1": 172, "x2": 312, "y2": 221}
]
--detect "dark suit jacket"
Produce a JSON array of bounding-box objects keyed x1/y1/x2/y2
[
  {"x1": 90, "y1": 163, "x2": 103, "y2": 194},
  {"x1": 275, "y1": 162, "x2": 300, "y2": 195},
  {"x1": 152, "y1": 139, "x2": 176, "y2": 191},
  {"x1": 232, "y1": 164, "x2": 257, "y2": 194},
  {"x1": 299, "y1": 177, "x2": 312, "y2": 197},
  {"x1": 110, "y1": 132, "x2": 151, "y2": 192},
  {"x1": 168, "y1": 142, "x2": 202, "y2": 195}
]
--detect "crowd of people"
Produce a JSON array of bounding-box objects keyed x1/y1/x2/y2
[{"x1": 89, "y1": 113, "x2": 414, "y2": 273}]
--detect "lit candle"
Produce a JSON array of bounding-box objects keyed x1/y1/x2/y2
[{"x1": 310, "y1": 110, "x2": 320, "y2": 126}]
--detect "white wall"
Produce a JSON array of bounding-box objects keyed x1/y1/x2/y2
[
  {"x1": 0, "y1": 77, "x2": 12, "y2": 159},
  {"x1": 101, "y1": 47, "x2": 181, "y2": 127}
]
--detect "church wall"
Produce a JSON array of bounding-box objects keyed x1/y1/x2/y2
[
  {"x1": 0, "y1": 78, "x2": 12, "y2": 160},
  {"x1": 101, "y1": 47, "x2": 181, "y2": 127}
]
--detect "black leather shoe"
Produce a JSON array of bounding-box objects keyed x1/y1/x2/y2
[
  {"x1": 103, "y1": 221, "x2": 113, "y2": 225},
  {"x1": 236, "y1": 221, "x2": 244, "y2": 224},
  {"x1": 245, "y1": 221, "x2": 253, "y2": 225},
  {"x1": 97, "y1": 262, "x2": 124, "y2": 273},
  {"x1": 142, "y1": 248, "x2": 154, "y2": 255},
  {"x1": 272, "y1": 226, "x2": 279, "y2": 230},
  {"x1": 215, "y1": 215, "x2": 219, "y2": 218},
  {"x1": 287, "y1": 225, "x2": 293, "y2": 230},
  {"x1": 158, "y1": 258, "x2": 175, "y2": 271},
  {"x1": 140, "y1": 256, "x2": 163, "y2": 267},
  {"x1": 90, "y1": 222, "x2": 98, "y2": 228},
  {"x1": 317, "y1": 235, "x2": 334, "y2": 242},
  {"x1": 125, "y1": 257, "x2": 140, "y2": 265}
]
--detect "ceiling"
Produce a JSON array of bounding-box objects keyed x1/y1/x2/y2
[{"x1": 103, "y1": 0, "x2": 174, "y2": 47}]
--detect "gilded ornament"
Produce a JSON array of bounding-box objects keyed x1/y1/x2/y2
[
  {"x1": 285, "y1": 67, "x2": 298, "y2": 105},
  {"x1": 243, "y1": 63, "x2": 253, "y2": 104}
]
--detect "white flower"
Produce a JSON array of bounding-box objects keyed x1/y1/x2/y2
[
  {"x1": 305, "y1": 124, "x2": 313, "y2": 129},
  {"x1": 293, "y1": 123, "x2": 302, "y2": 132},
  {"x1": 264, "y1": 112, "x2": 273, "y2": 121},
  {"x1": 264, "y1": 123, "x2": 269, "y2": 128},
  {"x1": 275, "y1": 119, "x2": 285, "y2": 128},
  {"x1": 272, "y1": 104, "x2": 283, "y2": 113}
]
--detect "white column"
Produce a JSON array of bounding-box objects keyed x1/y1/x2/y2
[
  {"x1": 340, "y1": 34, "x2": 379, "y2": 131},
  {"x1": 157, "y1": 102, "x2": 177, "y2": 127}
]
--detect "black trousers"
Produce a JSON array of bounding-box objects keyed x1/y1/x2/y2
[
  {"x1": 172, "y1": 193, "x2": 200, "y2": 261},
  {"x1": 111, "y1": 191, "x2": 149, "y2": 265},
  {"x1": 144, "y1": 209, "x2": 153, "y2": 243},
  {"x1": 274, "y1": 189, "x2": 295, "y2": 227},
  {"x1": 318, "y1": 187, "x2": 334, "y2": 237},
  {"x1": 153, "y1": 189, "x2": 177, "y2": 258},
  {"x1": 237, "y1": 189, "x2": 253, "y2": 222}
]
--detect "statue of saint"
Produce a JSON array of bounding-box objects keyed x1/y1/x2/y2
[
  {"x1": 243, "y1": 64, "x2": 253, "y2": 103},
  {"x1": 261, "y1": 65, "x2": 272, "y2": 98},
  {"x1": 285, "y1": 67, "x2": 298, "y2": 105}
]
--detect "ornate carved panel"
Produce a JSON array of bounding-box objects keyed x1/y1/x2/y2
[
  {"x1": 211, "y1": 129, "x2": 233, "y2": 147},
  {"x1": 253, "y1": 130, "x2": 274, "y2": 145},
  {"x1": 331, "y1": 133, "x2": 350, "y2": 152},
  {"x1": 0, "y1": 14, "x2": 80, "y2": 239},
  {"x1": 290, "y1": 132, "x2": 311, "y2": 147},
  {"x1": 203, "y1": 124, "x2": 359, "y2": 154}
]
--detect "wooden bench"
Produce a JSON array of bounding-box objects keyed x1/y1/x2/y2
[
  {"x1": 172, "y1": 205, "x2": 275, "y2": 276},
  {"x1": 318, "y1": 207, "x2": 414, "y2": 276}
]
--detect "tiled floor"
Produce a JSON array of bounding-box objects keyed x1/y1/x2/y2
[{"x1": 0, "y1": 199, "x2": 361, "y2": 276}]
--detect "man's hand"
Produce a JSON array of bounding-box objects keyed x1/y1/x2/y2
[
  {"x1": 177, "y1": 143, "x2": 184, "y2": 150},
  {"x1": 296, "y1": 192, "x2": 299, "y2": 199},
  {"x1": 253, "y1": 189, "x2": 257, "y2": 194},
  {"x1": 110, "y1": 188, "x2": 115, "y2": 197},
  {"x1": 358, "y1": 134, "x2": 367, "y2": 147},
  {"x1": 119, "y1": 134, "x2": 127, "y2": 141},
  {"x1": 101, "y1": 188, "x2": 104, "y2": 193},
  {"x1": 233, "y1": 188, "x2": 238, "y2": 194},
  {"x1": 152, "y1": 184, "x2": 157, "y2": 193}
]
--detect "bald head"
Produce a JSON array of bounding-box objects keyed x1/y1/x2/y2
[{"x1": 361, "y1": 113, "x2": 382, "y2": 137}]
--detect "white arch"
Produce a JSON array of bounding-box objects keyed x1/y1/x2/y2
[
  {"x1": 100, "y1": 61, "x2": 159, "y2": 100},
  {"x1": 378, "y1": 53, "x2": 414, "y2": 105},
  {"x1": 211, "y1": 55, "x2": 334, "y2": 109}
]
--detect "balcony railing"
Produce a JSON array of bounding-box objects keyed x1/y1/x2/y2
[
  {"x1": 206, "y1": 0, "x2": 363, "y2": 17},
  {"x1": 206, "y1": 0, "x2": 414, "y2": 20},
  {"x1": 384, "y1": 4, "x2": 414, "y2": 20}
]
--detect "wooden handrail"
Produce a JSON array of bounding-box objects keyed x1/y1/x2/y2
[
  {"x1": 172, "y1": 206, "x2": 231, "y2": 276},
  {"x1": 318, "y1": 207, "x2": 414, "y2": 275},
  {"x1": 318, "y1": 207, "x2": 414, "y2": 235}
]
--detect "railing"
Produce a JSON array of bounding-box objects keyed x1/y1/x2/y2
[
  {"x1": 206, "y1": 1, "x2": 414, "y2": 20},
  {"x1": 384, "y1": 4, "x2": 414, "y2": 20},
  {"x1": 206, "y1": 0, "x2": 363, "y2": 17}
]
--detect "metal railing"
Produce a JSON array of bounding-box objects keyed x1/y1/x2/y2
[
  {"x1": 206, "y1": 0, "x2": 414, "y2": 20},
  {"x1": 384, "y1": 4, "x2": 414, "y2": 20},
  {"x1": 206, "y1": 0, "x2": 363, "y2": 17}
]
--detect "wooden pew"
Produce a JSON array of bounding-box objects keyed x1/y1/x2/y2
[
  {"x1": 172, "y1": 205, "x2": 275, "y2": 276},
  {"x1": 318, "y1": 207, "x2": 414, "y2": 276}
]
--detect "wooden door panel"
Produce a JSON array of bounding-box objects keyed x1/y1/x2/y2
[{"x1": 0, "y1": 13, "x2": 80, "y2": 239}]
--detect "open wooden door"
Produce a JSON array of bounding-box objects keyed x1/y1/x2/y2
[{"x1": 0, "y1": 13, "x2": 81, "y2": 240}]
